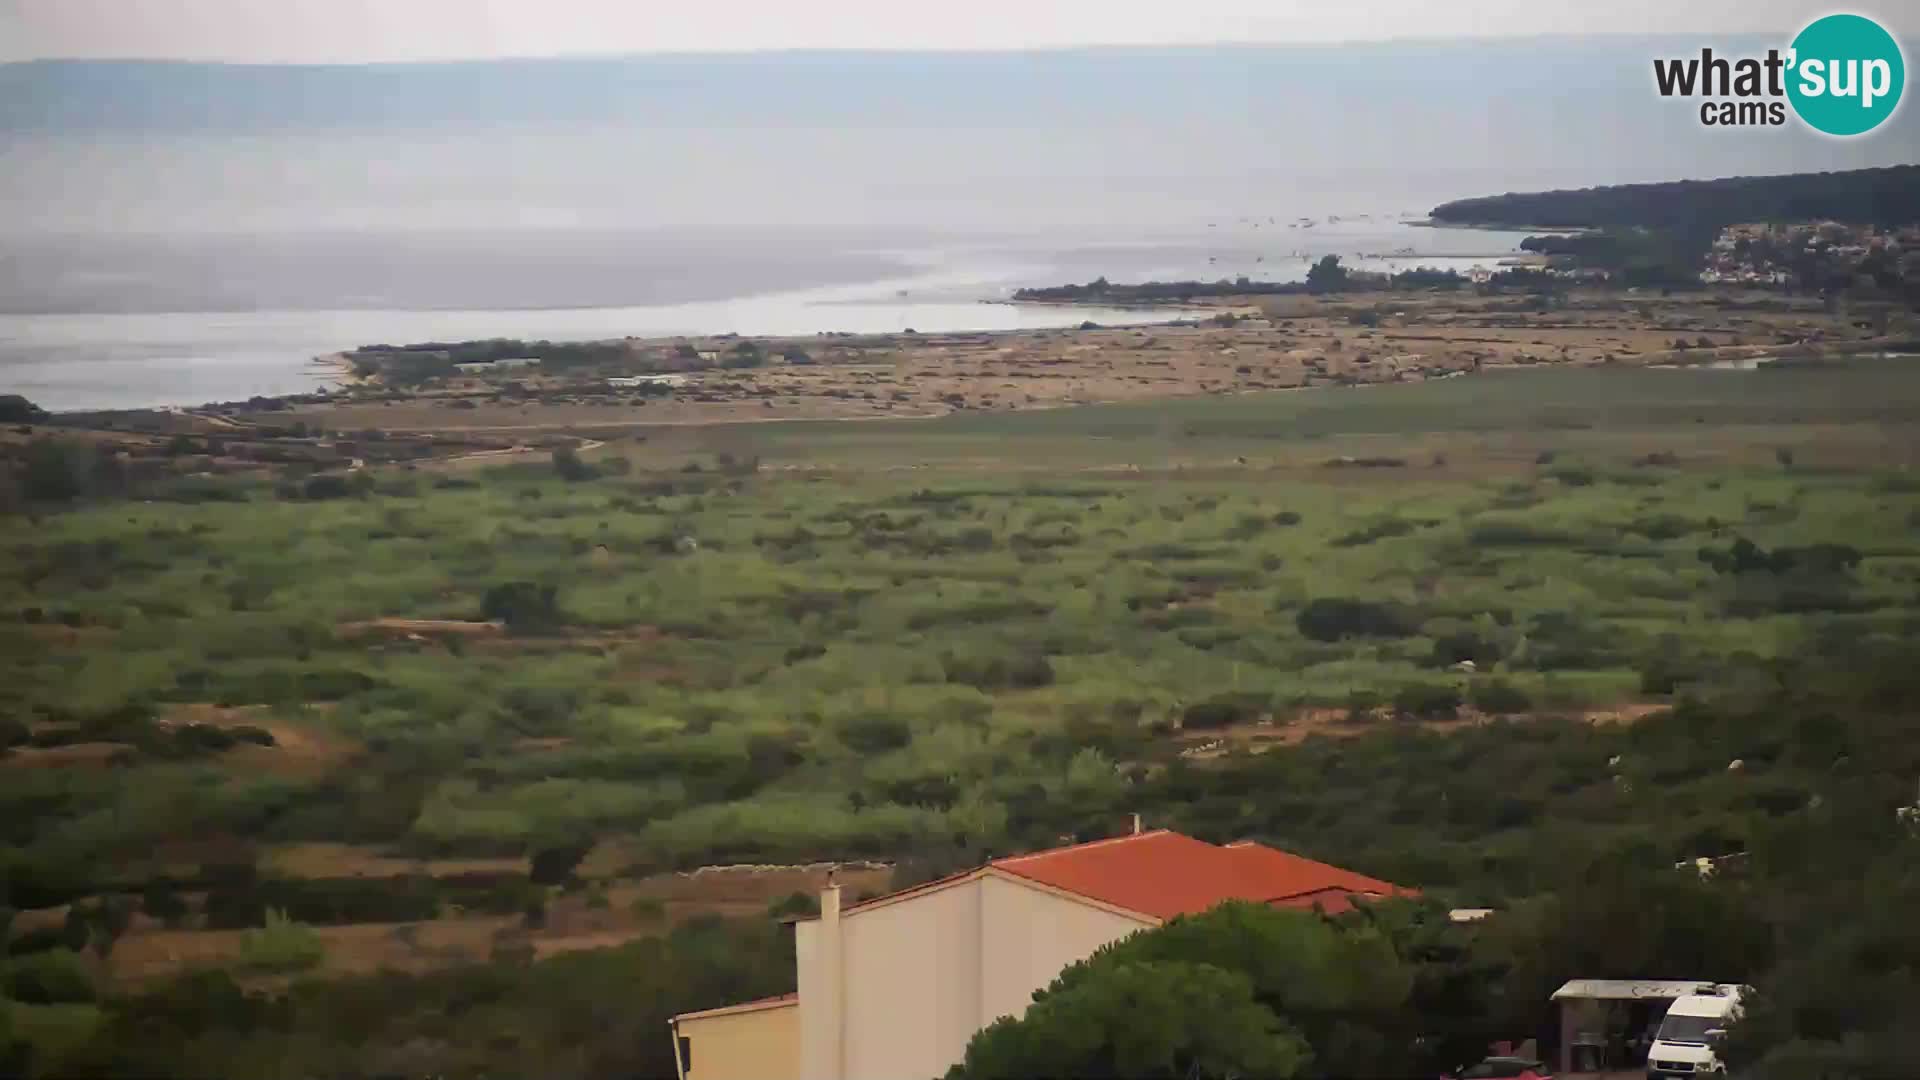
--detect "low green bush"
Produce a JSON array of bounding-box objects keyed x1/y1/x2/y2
[
  {"x1": 1468, "y1": 679, "x2": 1532, "y2": 715},
  {"x1": 4, "y1": 949, "x2": 95, "y2": 1004},
  {"x1": 941, "y1": 652, "x2": 1054, "y2": 691},
  {"x1": 4, "y1": 927, "x2": 68, "y2": 958},
  {"x1": 1393, "y1": 683, "x2": 1462, "y2": 720},
  {"x1": 766, "y1": 891, "x2": 819, "y2": 919},
  {"x1": 1180, "y1": 693, "x2": 1270, "y2": 731},
  {"x1": 1331, "y1": 519, "x2": 1419, "y2": 547},
  {"x1": 836, "y1": 713, "x2": 912, "y2": 754},
  {"x1": 236, "y1": 909, "x2": 325, "y2": 974},
  {"x1": 1297, "y1": 598, "x2": 1419, "y2": 641}
]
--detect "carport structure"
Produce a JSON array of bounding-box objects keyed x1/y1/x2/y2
[{"x1": 1549, "y1": 979, "x2": 1712, "y2": 1075}]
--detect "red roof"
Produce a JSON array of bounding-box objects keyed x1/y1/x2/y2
[
  {"x1": 1221, "y1": 839, "x2": 1410, "y2": 903},
  {"x1": 1269, "y1": 887, "x2": 1375, "y2": 916},
  {"x1": 986, "y1": 829, "x2": 1411, "y2": 921}
]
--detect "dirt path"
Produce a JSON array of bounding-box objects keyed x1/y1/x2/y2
[
  {"x1": 0, "y1": 743, "x2": 130, "y2": 769},
  {"x1": 333, "y1": 618, "x2": 664, "y2": 654},
  {"x1": 336, "y1": 618, "x2": 508, "y2": 640},
  {"x1": 419, "y1": 437, "x2": 607, "y2": 471}
]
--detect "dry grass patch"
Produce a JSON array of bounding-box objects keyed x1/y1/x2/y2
[
  {"x1": 264, "y1": 842, "x2": 526, "y2": 880},
  {"x1": 0, "y1": 743, "x2": 131, "y2": 769}
]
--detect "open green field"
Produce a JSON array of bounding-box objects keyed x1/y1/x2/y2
[{"x1": 650, "y1": 358, "x2": 1920, "y2": 467}]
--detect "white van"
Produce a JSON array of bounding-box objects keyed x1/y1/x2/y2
[{"x1": 1647, "y1": 984, "x2": 1746, "y2": 1078}]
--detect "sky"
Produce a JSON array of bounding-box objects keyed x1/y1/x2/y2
[{"x1": 4, "y1": 0, "x2": 1914, "y2": 63}]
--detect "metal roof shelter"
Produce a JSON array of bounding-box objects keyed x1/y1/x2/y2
[
  {"x1": 1550, "y1": 980, "x2": 1719, "y2": 1074},
  {"x1": 1552, "y1": 980, "x2": 1718, "y2": 1001}
]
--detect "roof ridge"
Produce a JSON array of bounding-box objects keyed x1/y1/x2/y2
[
  {"x1": 831, "y1": 865, "x2": 984, "y2": 918},
  {"x1": 990, "y1": 828, "x2": 1177, "y2": 865},
  {"x1": 1224, "y1": 841, "x2": 1407, "y2": 895}
]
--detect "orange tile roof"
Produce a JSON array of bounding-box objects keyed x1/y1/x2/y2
[
  {"x1": 1269, "y1": 887, "x2": 1375, "y2": 915},
  {"x1": 986, "y1": 829, "x2": 1410, "y2": 921},
  {"x1": 1221, "y1": 839, "x2": 1413, "y2": 903}
]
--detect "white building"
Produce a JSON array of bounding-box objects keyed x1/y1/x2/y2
[
  {"x1": 670, "y1": 829, "x2": 1413, "y2": 1080},
  {"x1": 454, "y1": 357, "x2": 542, "y2": 374}
]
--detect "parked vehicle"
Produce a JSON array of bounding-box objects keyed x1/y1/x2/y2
[
  {"x1": 1647, "y1": 984, "x2": 1747, "y2": 1078},
  {"x1": 1441, "y1": 1056, "x2": 1554, "y2": 1080}
]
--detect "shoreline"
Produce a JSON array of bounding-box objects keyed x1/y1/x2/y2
[
  {"x1": 308, "y1": 352, "x2": 360, "y2": 389},
  {"x1": 3, "y1": 299, "x2": 1209, "y2": 414},
  {"x1": 11, "y1": 285, "x2": 1907, "y2": 489},
  {"x1": 1407, "y1": 218, "x2": 1598, "y2": 234},
  {"x1": 24, "y1": 285, "x2": 1886, "y2": 426}
]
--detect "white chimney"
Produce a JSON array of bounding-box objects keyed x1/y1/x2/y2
[
  {"x1": 820, "y1": 882, "x2": 844, "y2": 1078},
  {"x1": 1131, "y1": 812, "x2": 1143, "y2": 835}
]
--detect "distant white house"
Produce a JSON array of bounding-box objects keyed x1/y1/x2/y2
[
  {"x1": 609, "y1": 374, "x2": 688, "y2": 389},
  {"x1": 455, "y1": 357, "x2": 542, "y2": 374}
]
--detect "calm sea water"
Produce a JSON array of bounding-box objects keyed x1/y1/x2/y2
[{"x1": 0, "y1": 220, "x2": 1526, "y2": 410}]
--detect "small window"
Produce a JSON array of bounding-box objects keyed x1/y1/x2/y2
[{"x1": 679, "y1": 1034, "x2": 693, "y2": 1075}]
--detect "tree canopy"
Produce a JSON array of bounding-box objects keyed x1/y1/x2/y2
[
  {"x1": 950, "y1": 903, "x2": 1428, "y2": 1080},
  {"x1": 954, "y1": 959, "x2": 1310, "y2": 1080},
  {"x1": 1305, "y1": 255, "x2": 1351, "y2": 294}
]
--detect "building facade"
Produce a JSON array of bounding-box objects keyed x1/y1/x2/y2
[
  {"x1": 672, "y1": 829, "x2": 1412, "y2": 1080},
  {"x1": 670, "y1": 994, "x2": 798, "y2": 1080}
]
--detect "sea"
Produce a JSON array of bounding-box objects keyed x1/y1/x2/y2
[
  {"x1": 0, "y1": 220, "x2": 1531, "y2": 410},
  {"x1": 4, "y1": 40, "x2": 1912, "y2": 410}
]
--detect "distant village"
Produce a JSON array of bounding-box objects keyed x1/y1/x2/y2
[{"x1": 1699, "y1": 220, "x2": 1920, "y2": 290}]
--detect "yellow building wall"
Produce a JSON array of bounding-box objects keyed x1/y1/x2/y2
[{"x1": 680, "y1": 1002, "x2": 799, "y2": 1080}]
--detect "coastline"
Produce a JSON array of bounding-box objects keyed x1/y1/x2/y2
[
  {"x1": 46, "y1": 286, "x2": 1901, "y2": 424},
  {"x1": 1407, "y1": 219, "x2": 1597, "y2": 234},
  {"x1": 0, "y1": 298, "x2": 1208, "y2": 413},
  {"x1": 3, "y1": 217, "x2": 1540, "y2": 411},
  {"x1": 10, "y1": 285, "x2": 1905, "y2": 494},
  {"x1": 309, "y1": 352, "x2": 360, "y2": 391}
]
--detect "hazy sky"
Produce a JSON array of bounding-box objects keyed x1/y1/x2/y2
[{"x1": 4, "y1": 0, "x2": 1912, "y2": 63}]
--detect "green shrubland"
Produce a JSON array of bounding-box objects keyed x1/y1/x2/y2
[{"x1": 5, "y1": 361, "x2": 1920, "y2": 1076}]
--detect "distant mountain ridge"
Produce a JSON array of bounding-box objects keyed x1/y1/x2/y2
[
  {"x1": 1429, "y1": 166, "x2": 1920, "y2": 230},
  {"x1": 6, "y1": 43, "x2": 1915, "y2": 237},
  {"x1": 0, "y1": 38, "x2": 1783, "y2": 133}
]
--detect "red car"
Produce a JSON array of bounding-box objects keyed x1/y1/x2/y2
[{"x1": 1442, "y1": 1057, "x2": 1555, "y2": 1080}]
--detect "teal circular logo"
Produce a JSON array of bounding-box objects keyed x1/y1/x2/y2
[{"x1": 1787, "y1": 14, "x2": 1905, "y2": 136}]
